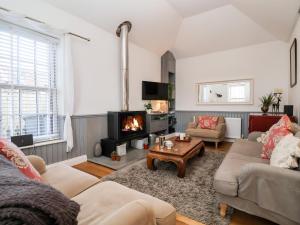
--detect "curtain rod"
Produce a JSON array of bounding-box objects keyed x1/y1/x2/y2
[
  {"x1": 0, "y1": 6, "x2": 91, "y2": 42},
  {"x1": 66, "y1": 32, "x2": 91, "y2": 42}
]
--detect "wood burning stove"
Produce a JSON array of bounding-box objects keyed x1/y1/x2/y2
[
  {"x1": 100, "y1": 22, "x2": 148, "y2": 158},
  {"x1": 108, "y1": 111, "x2": 147, "y2": 142}
]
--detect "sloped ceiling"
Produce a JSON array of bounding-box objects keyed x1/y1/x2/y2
[
  {"x1": 174, "y1": 5, "x2": 276, "y2": 57},
  {"x1": 39, "y1": 0, "x2": 182, "y2": 56},
  {"x1": 166, "y1": 0, "x2": 230, "y2": 18},
  {"x1": 40, "y1": 0, "x2": 300, "y2": 58}
]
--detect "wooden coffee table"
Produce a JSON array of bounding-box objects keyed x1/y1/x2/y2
[{"x1": 147, "y1": 137, "x2": 205, "y2": 178}]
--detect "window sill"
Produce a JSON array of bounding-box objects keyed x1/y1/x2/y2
[{"x1": 19, "y1": 139, "x2": 66, "y2": 150}]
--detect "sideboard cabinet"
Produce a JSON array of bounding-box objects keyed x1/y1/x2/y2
[{"x1": 248, "y1": 114, "x2": 297, "y2": 133}]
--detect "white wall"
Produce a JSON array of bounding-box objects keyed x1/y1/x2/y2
[
  {"x1": 0, "y1": 0, "x2": 161, "y2": 115},
  {"x1": 176, "y1": 41, "x2": 289, "y2": 112},
  {"x1": 288, "y1": 17, "x2": 300, "y2": 118}
]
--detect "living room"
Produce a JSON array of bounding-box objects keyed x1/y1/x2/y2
[{"x1": 0, "y1": 0, "x2": 300, "y2": 225}]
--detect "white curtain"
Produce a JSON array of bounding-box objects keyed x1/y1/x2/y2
[{"x1": 63, "y1": 34, "x2": 74, "y2": 152}]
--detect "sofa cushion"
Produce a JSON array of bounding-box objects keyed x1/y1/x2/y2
[
  {"x1": 229, "y1": 139, "x2": 263, "y2": 158},
  {"x1": 0, "y1": 139, "x2": 42, "y2": 181},
  {"x1": 259, "y1": 115, "x2": 292, "y2": 159},
  {"x1": 186, "y1": 127, "x2": 222, "y2": 139},
  {"x1": 214, "y1": 140, "x2": 269, "y2": 197},
  {"x1": 90, "y1": 199, "x2": 156, "y2": 225},
  {"x1": 73, "y1": 181, "x2": 176, "y2": 225},
  {"x1": 198, "y1": 115, "x2": 219, "y2": 130},
  {"x1": 270, "y1": 134, "x2": 300, "y2": 168},
  {"x1": 42, "y1": 163, "x2": 100, "y2": 198},
  {"x1": 27, "y1": 155, "x2": 47, "y2": 174}
]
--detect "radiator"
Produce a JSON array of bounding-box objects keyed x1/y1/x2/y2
[{"x1": 225, "y1": 117, "x2": 242, "y2": 139}]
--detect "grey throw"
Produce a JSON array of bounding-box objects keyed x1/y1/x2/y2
[{"x1": 0, "y1": 156, "x2": 80, "y2": 225}]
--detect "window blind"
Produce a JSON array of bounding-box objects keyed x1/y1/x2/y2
[{"x1": 0, "y1": 21, "x2": 60, "y2": 142}]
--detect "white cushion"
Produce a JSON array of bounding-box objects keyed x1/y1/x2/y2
[{"x1": 270, "y1": 134, "x2": 300, "y2": 168}]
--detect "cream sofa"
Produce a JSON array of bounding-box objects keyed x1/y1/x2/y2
[
  {"x1": 185, "y1": 116, "x2": 226, "y2": 148},
  {"x1": 27, "y1": 155, "x2": 176, "y2": 225}
]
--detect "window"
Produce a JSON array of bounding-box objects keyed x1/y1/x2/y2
[
  {"x1": 0, "y1": 21, "x2": 60, "y2": 142},
  {"x1": 228, "y1": 84, "x2": 246, "y2": 102}
]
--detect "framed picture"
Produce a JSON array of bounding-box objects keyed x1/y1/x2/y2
[{"x1": 290, "y1": 38, "x2": 297, "y2": 88}]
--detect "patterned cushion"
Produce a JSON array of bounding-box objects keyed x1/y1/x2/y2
[
  {"x1": 198, "y1": 116, "x2": 219, "y2": 130},
  {"x1": 270, "y1": 134, "x2": 300, "y2": 168},
  {"x1": 0, "y1": 139, "x2": 42, "y2": 181},
  {"x1": 259, "y1": 115, "x2": 292, "y2": 159}
]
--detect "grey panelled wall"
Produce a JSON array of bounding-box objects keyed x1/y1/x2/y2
[
  {"x1": 72, "y1": 114, "x2": 108, "y2": 159},
  {"x1": 175, "y1": 110, "x2": 259, "y2": 138},
  {"x1": 22, "y1": 142, "x2": 68, "y2": 165},
  {"x1": 22, "y1": 111, "x2": 259, "y2": 164},
  {"x1": 22, "y1": 114, "x2": 108, "y2": 165}
]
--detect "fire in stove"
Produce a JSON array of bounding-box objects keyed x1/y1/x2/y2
[{"x1": 122, "y1": 115, "x2": 143, "y2": 132}]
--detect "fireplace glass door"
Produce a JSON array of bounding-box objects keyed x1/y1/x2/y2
[{"x1": 119, "y1": 113, "x2": 146, "y2": 139}]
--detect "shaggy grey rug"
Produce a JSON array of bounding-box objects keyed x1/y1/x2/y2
[{"x1": 101, "y1": 150, "x2": 232, "y2": 225}]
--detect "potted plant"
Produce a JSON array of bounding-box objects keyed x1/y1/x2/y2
[
  {"x1": 144, "y1": 102, "x2": 152, "y2": 113},
  {"x1": 259, "y1": 93, "x2": 274, "y2": 114}
]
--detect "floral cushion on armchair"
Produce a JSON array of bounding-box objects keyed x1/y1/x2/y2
[
  {"x1": 0, "y1": 139, "x2": 42, "y2": 181},
  {"x1": 198, "y1": 116, "x2": 219, "y2": 130},
  {"x1": 258, "y1": 115, "x2": 292, "y2": 159}
]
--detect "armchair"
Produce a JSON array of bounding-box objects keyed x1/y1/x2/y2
[{"x1": 185, "y1": 116, "x2": 226, "y2": 148}]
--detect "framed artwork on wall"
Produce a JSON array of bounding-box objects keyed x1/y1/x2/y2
[{"x1": 290, "y1": 38, "x2": 297, "y2": 88}]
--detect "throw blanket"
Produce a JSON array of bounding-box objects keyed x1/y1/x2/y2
[{"x1": 0, "y1": 156, "x2": 80, "y2": 225}]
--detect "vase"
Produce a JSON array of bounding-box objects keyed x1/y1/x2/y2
[
  {"x1": 93, "y1": 142, "x2": 102, "y2": 157},
  {"x1": 261, "y1": 106, "x2": 269, "y2": 114},
  {"x1": 146, "y1": 109, "x2": 152, "y2": 114}
]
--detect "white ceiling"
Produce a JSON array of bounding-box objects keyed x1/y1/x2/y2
[
  {"x1": 174, "y1": 5, "x2": 276, "y2": 57},
  {"x1": 40, "y1": 0, "x2": 300, "y2": 58},
  {"x1": 166, "y1": 0, "x2": 230, "y2": 18}
]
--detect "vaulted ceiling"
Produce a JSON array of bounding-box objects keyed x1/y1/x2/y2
[{"x1": 41, "y1": 0, "x2": 300, "y2": 58}]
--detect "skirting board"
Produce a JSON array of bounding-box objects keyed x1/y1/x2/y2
[{"x1": 47, "y1": 155, "x2": 87, "y2": 168}]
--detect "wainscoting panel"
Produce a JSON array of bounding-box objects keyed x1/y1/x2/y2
[
  {"x1": 22, "y1": 114, "x2": 108, "y2": 165},
  {"x1": 175, "y1": 111, "x2": 257, "y2": 138},
  {"x1": 21, "y1": 142, "x2": 67, "y2": 165},
  {"x1": 22, "y1": 111, "x2": 260, "y2": 164}
]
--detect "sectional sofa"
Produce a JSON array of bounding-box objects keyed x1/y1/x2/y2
[{"x1": 27, "y1": 155, "x2": 176, "y2": 225}]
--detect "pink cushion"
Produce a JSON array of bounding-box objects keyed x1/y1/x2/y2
[
  {"x1": 0, "y1": 139, "x2": 42, "y2": 181},
  {"x1": 260, "y1": 115, "x2": 292, "y2": 159},
  {"x1": 198, "y1": 116, "x2": 219, "y2": 130}
]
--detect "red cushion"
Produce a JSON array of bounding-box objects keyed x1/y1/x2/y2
[
  {"x1": 260, "y1": 115, "x2": 292, "y2": 159},
  {"x1": 198, "y1": 116, "x2": 219, "y2": 130},
  {"x1": 0, "y1": 139, "x2": 42, "y2": 181}
]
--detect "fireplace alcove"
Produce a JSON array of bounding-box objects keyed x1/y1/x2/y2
[{"x1": 108, "y1": 111, "x2": 147, "y2": 142}]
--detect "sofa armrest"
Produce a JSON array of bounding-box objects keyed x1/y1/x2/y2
[
  {"x1": 247, "y1": 132, "x2": 264, "y2": 142},
  {"x1": 238, "y1": 163, "x2": 300, "y2": 223},
  {"x1": 216, "y1": 123, "x2": 226, "y2": 137},
  {"x1": 98, "y1": 200, "x2": 156, "y2": 225},
  {"x1": 187, "y1": 122, "x2": 197, "y2": 129},
  {"x1": 27, "y1": 155, "x2": 46, "y2": 175}
]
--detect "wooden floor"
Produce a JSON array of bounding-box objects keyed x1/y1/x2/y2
[{"x1": 74, "y1": 142, "x2": 276, "y2": 225}]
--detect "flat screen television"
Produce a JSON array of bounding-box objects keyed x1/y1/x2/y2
[{"x1": 142, "y1": 81, "x2": 168, "y2": 100}]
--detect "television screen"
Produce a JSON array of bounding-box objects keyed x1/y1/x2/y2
[{"x1": 142, "y1": 81, "x2": 168, "y2": 100}]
